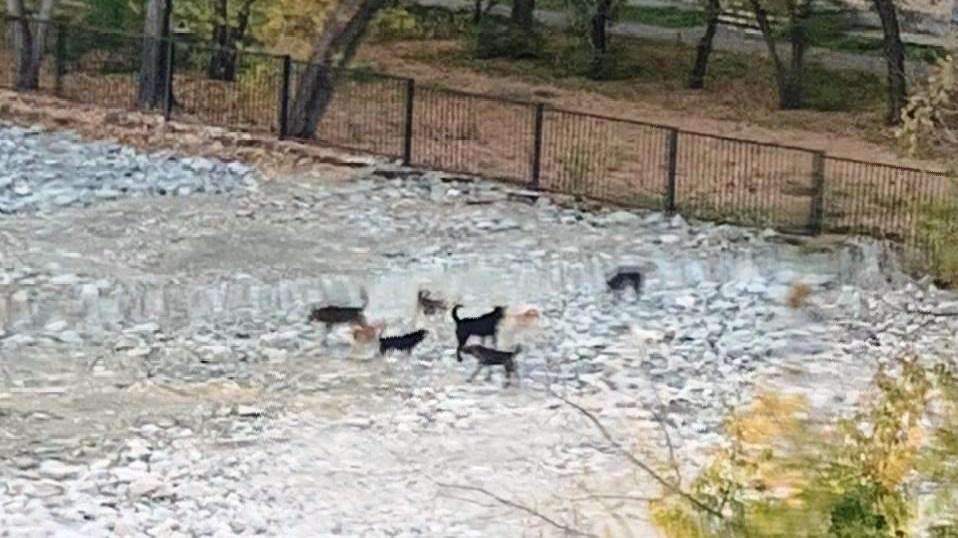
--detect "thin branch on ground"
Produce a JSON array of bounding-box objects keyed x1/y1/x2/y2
[
  {"x1": 649, "y1": 388, "x2": 683, "y2": 486},
  {"x1": 545, "y1": 386, "x2": 725, "y2": 519},
  {"x1": 904, "y1": 305, "x2": 958, "y2": 317},
  {"x1": 562, "y1": 493, "x2": 663, "y2": 503},
  {"x1": 435, "y1": 481, "x2": 599, "y2": 538}
]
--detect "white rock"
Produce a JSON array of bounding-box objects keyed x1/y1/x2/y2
[
  {"x1": 128, "y1": 475, "x2": 164, "y2": 498},
  {"x1": 38, "y1": 459, "x2": 83, "y2": 480},
  {"x1": 236, "y1": 405, "x2": 265, "y2": 417},
  {"x1": 50, "y1": 273, "x2": 79, "y2": 285},
  {"x1": 199, "y1": 345, "x2": 231, "y2": 363},
  {"x1": 44, "y1": 320, "x2": 69, "y2": 332},
  {"x1": 604, "y1": 211, "x2": 640, "y2": 225},
  {"x1": 129, "y1": 322, "x2": 160, "y2": 334}
]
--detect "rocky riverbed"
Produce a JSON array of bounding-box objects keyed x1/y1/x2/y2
[{"x1": 1, "y1": 121, "x2": 956, "y2": 537}]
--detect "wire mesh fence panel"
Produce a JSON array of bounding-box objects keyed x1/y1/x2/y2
[
  {"x1": 411, "y1": 87, "x2": 535, "y2": 183},
  {"x1": 823, "y1": 156, "x2": 954, "y2": 271},
  {"x1": 675, "y1": 132, "x2": 817, "y2": 233},
  {"x1": 540, "y1": 109, "x2": 668, "y2": 208},
  {"x1": 285, "y1": 62, "x2": 406, "y2": 158},
  {"x1": 57, "y1": 25, "x2": 142, "y2": 110},
  {"x1": 171, "y1": 43, "x2": 281, "y2": 134},
  {"x1": 314, "y1": 69, "x2": 406, "y2": 158}
]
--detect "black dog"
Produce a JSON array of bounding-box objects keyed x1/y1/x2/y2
[
  {"x1": 378, "y1": 328, "x2": 428, "y2": 355},
  {"x1": 308, "y1": 288, "x2": 369, "y2": 338},
  {"x1": 607, "y1": 267, "x2": 642, "y2": 297},
  {"x1": 462, "y1": 344, "x2": 521, "y2": 387},
  {"x1": 451, "y1": 304, "x2": 505, "y2": 362}
]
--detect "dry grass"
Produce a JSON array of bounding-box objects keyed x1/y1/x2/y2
[{"x1": 357, "y1": 39, "x2": 900, "y2": 153}]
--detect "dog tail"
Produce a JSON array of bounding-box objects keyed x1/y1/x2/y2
[
  {"x1": 451, "y1": 304, "x2": 463, "y2": 322},
  {"x1": 514, "y1": 345, "x2": 523, "y2": 355},
  {"x1": 359, "y1": 286, "x2": 369, "y2": 309}
]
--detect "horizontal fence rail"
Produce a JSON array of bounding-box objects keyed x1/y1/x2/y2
[{"x1": 0, "y1": 16, "x2": 954, "y2": 277}]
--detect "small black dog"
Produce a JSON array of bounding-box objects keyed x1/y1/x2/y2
[
  {"x1": 462, "y1": 344, "x2": 522, "y2": 387},
  {"x1": 607, "y1": 267, "x2": 642, "y2": 297},
  {"x1": 417, "y1": 289, "x2": 448, "y2": 317},
  {"x1": 451, "y1": 304, "x2": 505, "y2": 362},
  {"x1": 379, "y1": 329, "x2": 428, "y2": 356},
  {"x1": 308, "y1": 288, "x2": 369, "y2": 338}
]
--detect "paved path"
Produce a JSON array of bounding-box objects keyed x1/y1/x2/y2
[{"x1": 415, "y1": 0, "x2": 932, "y2": 79}]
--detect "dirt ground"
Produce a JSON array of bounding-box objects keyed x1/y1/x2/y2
[{"x1": 356, "y1": 40, "x2": 944, "y2": 171}]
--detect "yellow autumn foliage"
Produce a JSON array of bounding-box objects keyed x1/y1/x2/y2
[
  {"x1": 648, "y1": 355, "x2": 952, "y2": 538},
  {"x1": 252, "y1": 0, "x2": 334, "y2": 59}
]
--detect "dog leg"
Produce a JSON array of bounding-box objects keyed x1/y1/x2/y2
[
  {"x1": 467, "y1": 365, "x2": 483, "y2": 383},
  {"x1": 322, "y1": 323, "x2": 332, "y2": 344},
  {"x1": 484, "y1": 368, "x2": 494, "y2": 382}
]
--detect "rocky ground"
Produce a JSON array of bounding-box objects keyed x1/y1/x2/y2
[{"x1": 1, "y1": 120, "x2": 957, "y2": 537}]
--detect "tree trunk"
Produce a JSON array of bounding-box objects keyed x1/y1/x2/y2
[
  {"x1": 511, "y1": 0, "x2": 534, "y2": 29},
  {"x1": 782, "y1": 0, "x2": 808, "y2": 109},
  {"x1": 288, "y1": 0, "x2": 385, "y2": 139},
  {"x1": 688, "y1": 0, "x2": 720, "y2": 89},
  {"x1": 872, "y1": 0, "x2": 906, "y2": 125},
  {"x1": 207, "y1": 0, "x2": 254, "y2": 82},
  {"x1": 473, "y1": 0, "x2": 497, "y2": 23},
  {"x1": 748, "y1": 0, "x2": 807, "y2": 109},
  {"x1": 589, "y1": 0, "x2": 611, "y2": 78},
  {"x1": 6, "y1": 0, "x2": 58, "y2": 91},
  {"x1": 137, "y1": 0, "x2": 172, "y2": 110}
]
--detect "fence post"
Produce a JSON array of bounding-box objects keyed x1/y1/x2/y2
[
  {"x1": 809, "y1": 151, "x2": 826, "y2": 235},
  {"x1": 531, "y1": 103, "x2": 545, "y2": 189},
  {"x1": 402, "y1": 78, "x2": 415, "y2": 166},
  {"x1": 162, "y1": 36, "x2": 175, "y2": 120},
  {"x1": 277, "y1": 55, "x2": 291, "y2": 139},
  {"x1": 664, "y1": 128, "x2": 679, "y2": 213},
  {"x1": 54, "y1": 21, "x2": 66, "y2": 97}
]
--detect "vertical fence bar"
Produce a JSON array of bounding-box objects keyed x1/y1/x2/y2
[
  {"x1": 531, "y1": 102, "x2": 545, "y2": 188},
  {"x1": 809, "y1": 151, "x2": 826, "y2": 235},
  {"x1": 277, "y1": 55, "x2": 291, "y2": 139},
  {"x1": 664, "y1": 128, "x2": 679, "y2": 213},
  {"x1": 402, "y1": 78, "x2": 415, "y2": 165},
  {"x1": 54, "y1": 21, "x2": 66, "y2": 96},
  {"x1": 162, "y1": 36, "x2": 175, "y2": 120}
]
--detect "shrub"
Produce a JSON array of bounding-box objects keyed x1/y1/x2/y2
[
  {"x1": 369, "y1": 6, "x2": 425, "y2": 42},
  {"x1": 470, "y1": 17, "x2": 542, "y2": 59}
]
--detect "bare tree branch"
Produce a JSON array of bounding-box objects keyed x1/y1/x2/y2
[
  {"x1": 435, "y1": 482, "x2": 599, "y2": 538},
  {"x1": 546, "y1": 387, "x2": 724, "y2": 519}
]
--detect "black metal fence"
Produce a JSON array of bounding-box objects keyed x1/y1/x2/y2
[{"x1": 2, "y1": 17, "x2": 954, "y2": 275}]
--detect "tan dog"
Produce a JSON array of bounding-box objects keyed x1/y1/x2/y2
[
  {"x1": 509, "y1": 307, "x2": 541, "y2": 329},
  {"x1": 350, "y1": 322, "x2": 385, "y2": 347},
  {"x1": 498, "y1": 305, "x2": 543, "y2": 347}
]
